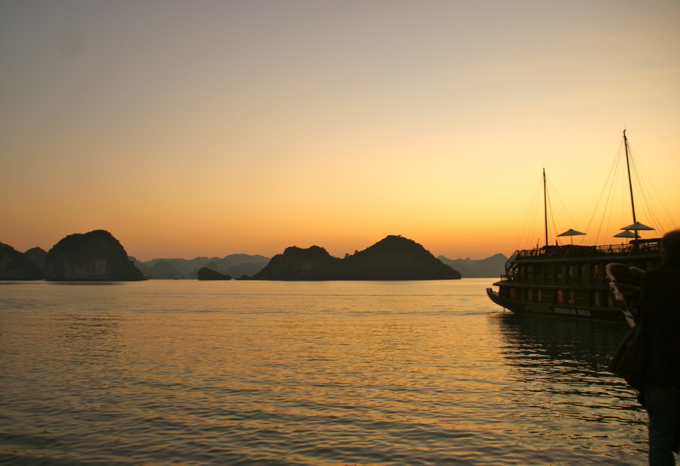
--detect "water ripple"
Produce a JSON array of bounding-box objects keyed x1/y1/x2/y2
[{"x1": 0, "y1": 280, "x2": 645, "y2": 465}]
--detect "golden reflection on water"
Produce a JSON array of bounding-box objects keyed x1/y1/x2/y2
[{"x1": 0, "y1": 280, "x2": 646, "y2": 465}]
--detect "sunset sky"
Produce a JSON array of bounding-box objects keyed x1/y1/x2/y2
[{"x1": 1, "y1": 1, "x2": 679, "y2": 261}]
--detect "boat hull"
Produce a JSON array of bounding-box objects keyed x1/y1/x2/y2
[{"x1": 486, "y1": 287, "x2": 626, "y2": 323}]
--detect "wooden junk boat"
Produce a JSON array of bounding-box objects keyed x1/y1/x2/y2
[{"x1": 487, "y1": 131, "x2": 663, "y2": 323}]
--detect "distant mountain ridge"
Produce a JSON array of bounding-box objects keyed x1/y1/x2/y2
[
  {"x1": 253, "y1": 235, "x2": 461, "y2": 280},
  {"x1": 130, "y1": 254, "x2": 270, "y2": 279},
  {"x1": 437, "y1": 253, "x2": 508, "y2": 278}
]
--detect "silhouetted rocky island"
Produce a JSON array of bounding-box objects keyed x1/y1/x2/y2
[
  {"x1": 24, "y1": 247, "x2": 48, "y2": 272},
  {"x1": 0, "y1": 242, "x2": 44, "y2": 280},
  {"x1": 251, "y1": 235, "x2": 461, "y2": 280},
  {"x1": 44, "y1": 230, "x2": 144, "y2": 281},
  {"x1": 197, "y1": 267, "x2": 232, "y2": 280}
]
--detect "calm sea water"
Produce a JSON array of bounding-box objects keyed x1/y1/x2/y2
[{"x1": 0, "y1": 279, "x2": 645, "y2": 465}]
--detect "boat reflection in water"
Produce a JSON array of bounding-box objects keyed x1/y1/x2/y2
[{"x1": 493, "y1": 312, "x2": 647, "y2": 457}]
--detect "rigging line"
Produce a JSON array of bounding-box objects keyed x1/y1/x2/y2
[
  {"x1": 586, "y1": 146, "x2": 621, "y2": 244},
  {"x1": 527, "y1": 199, "x2": 543, "y2": 249},
  {"x1": 583, "y1": 141, "x2": 624, "y2": 243},
  {"x1": 636, "y1": 174, "x2": 668, "y2": 234},
  {"x1": 642, "y1": 175, "x2": 677, "y2": 231},
  {"x1": 626, "y1": 141, "x2": 662, "y2": 234},
  {"x1": 514, "y1": 173, "x2": 544, "y2": 251},
  {"x1": 612, "y1": 154, "x2": 629, "y2": 238},
  {"x1": 627, "y1": 145, "x2": 655, "y2": 229},
  {"x1": 532, "y1": 189, "x2": 544, "y2": 245},
  {"x1": 600, "y1": 177, "x2": 616, "y2": 245},
  {"x1": 595, "y1": 151, "x2": 624, "y2": 244},
  {"x1": 629, "y1": 147, "x2": 676, "y2": 233},
  {"x1": 543, "y1": 168, "x2": 548, "y2": 247},
  {"x1": 545, "y1": 172, "x2": 569, "y2": 245},
  {"x1": 632, "y1": 162, "x2": 657, "y2": 226},
  {"x1": 547, "y1": 188, "x2": 560, "y2": 246},
  {"x1": 546, "y1": 178, "x2": 578, "y2": 228},
  {"x1": 515, "y1": 176, "x2": 542, "y2": 250},
  {"x1": 619, "y1": 173, "x2": 629, "y2": 229}
]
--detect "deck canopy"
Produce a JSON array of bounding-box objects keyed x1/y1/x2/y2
[
  {"x1": 621, "y1": 222, "x2": 655, "y2": 231},
  {"x1": 557, "y1": 229, "x2": 586, "y2": 244},
  {"x1": 614, "y1": 231, "x2": 636, "y2": 238},
  {"x1": 558, "y1": 229, "x2": 586, "y2": 237}
]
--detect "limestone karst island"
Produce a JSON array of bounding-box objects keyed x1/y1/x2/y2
[
  {"x1": 251, "y1": 235, "x2": 460, "y2": 280},
  {"x1": 1, "y1": 230, "x2": 509, "y2": 281}
]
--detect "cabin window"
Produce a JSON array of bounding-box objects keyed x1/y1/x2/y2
[
  {"x1": 528, "y1": 289, "x2": 533, "y2": 302},
  {"x1": 592, "y1": 264, "x2": 603, "y2": 284},
  {"x1": 557, "y1": 290, "x2": 564, "y2": 304},
  {"x1": 510, "y1": 288, "x2": 515, "y2": 299},
  {"x1": 541, "y1": 290, "x2": 554, "y2": 303},
  {"x1": 568, "y1": 290, "x2": 575, "y2": 304},
  {"x1": 568, "y1": 265, "x2": 575, "y2": 278},
  {"x1": 594, "y1": 292, "x2": 600, "y2": 306},
  {"x1": 537, "y1": 290, "x2": 542, "y2": 302},
  {"x1": 576, "y1": 291, "x2": 589, "y2": 306}
]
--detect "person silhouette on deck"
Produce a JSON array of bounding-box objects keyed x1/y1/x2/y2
[{"x1": 638, "y1": 229, "x2": 680, "y2": 465}]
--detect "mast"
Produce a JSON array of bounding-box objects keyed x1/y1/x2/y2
[
  {"x1": 623, "y1": 130, "x2": 639, "y2": 240},
  {"x1": 543, "y1": 168, "x2": 548, "y2": 247}
]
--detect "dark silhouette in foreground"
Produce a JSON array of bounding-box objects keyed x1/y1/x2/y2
[
  {"x1": 44, "y1": 230, "x2": 144, "y2": 281},
  {"x1": 637, "y1": 230, "x2": 680, "y2": 464},
  {"x1": 252, "y1": 235, "x2": 461, "y2": 280}
]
